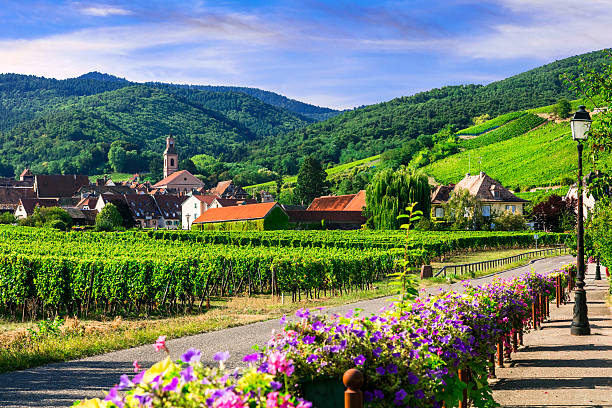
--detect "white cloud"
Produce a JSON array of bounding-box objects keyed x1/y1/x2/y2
[{"x1": 79, "y1": 4, "x2": 132, "y2": 17}]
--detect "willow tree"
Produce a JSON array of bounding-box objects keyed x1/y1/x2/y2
[{"x1": 365, "y1": 167, "x2": 430, "y2": 229}]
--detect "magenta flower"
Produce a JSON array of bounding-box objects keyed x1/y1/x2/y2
[
  {"x1": 353, "y1": 355, "x2": 366, "y2": 366},
  {"x1": 181, "y1": 348, "x2": 202, "y2": 364},
  {"x1": 154, "y1": 335, "x2": 167, "y2": 353},
  {"x1": 162, "y1": 377, "x2": 179, "y2": 392},
  {"x1": 104, "y1": 386, "x2": 124, "y2": 408}
]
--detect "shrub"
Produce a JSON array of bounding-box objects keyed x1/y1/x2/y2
[
  {"x1": 263, "y1": 207, "x2": 289, "y2": 230},
  {"x1": 0, "y1": 212, "x2": 15, "y2": 224},
  {"x1": 493, "y1": 211, "x2": 527, "y2": 231},
  {"x1": 47, "y1": 219, "x2": 68, "y2": 231},
  {"x1": 95, "y1": 203, "x2": 123, "y2": 231}
]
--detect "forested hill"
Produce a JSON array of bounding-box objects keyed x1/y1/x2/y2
[
  {"x1": 0, "y1": 77, "x2": 312, "y2": 177},
  {"x1": 245, "y1": 49, "x2": 610, "y2": 172}
]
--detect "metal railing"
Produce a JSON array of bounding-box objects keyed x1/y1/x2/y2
[{"x1": 434, "y1": 246, "x2": 569, "y2": 278}]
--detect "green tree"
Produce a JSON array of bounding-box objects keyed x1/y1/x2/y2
[
  {"x1": 180, "y1": 158, "x2": 198, "y2": 174},
  {"x1": 95, "y1": 203, "x2": 124, "y2": 231},
  {"x1": 444, "y1": 189, "x2": 488, "y2": 230},
  {"x1": 365, "y1": 167, "x2": 430, "y2": 230},
  {"x1": 493, "y1": 211, "x2": 527, "y2": 231},
  {"x1": 473, "y1": 113, "x2": 491, "y2": 125},
  {"x1": 108, "y1": 144, "x2": 127, "y2": 173},
  {"x1": 294, "y1": 156, "x2": 327, "y2": 205},
  {"x1": 0, "y1": 212, "x2": 16, "y2": 224},
  {"x1": 553, "y1": 98, "x2": 571, "y2": 118}
]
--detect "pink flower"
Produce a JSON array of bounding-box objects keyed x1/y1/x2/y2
[
  {"x1": 154, "y1": 335, "x2": 168, "y2": 353},
  {"x1": 133, "y1": 360, "x2": 141, "y2": 373},
  {"x1": 267, "y1": 351, "x2": 294, "y2": 376},
  {"x1": 215, "y1": 390, "x2": 246, "y2": 408}
]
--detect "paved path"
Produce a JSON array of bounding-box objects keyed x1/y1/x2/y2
[
  {"x1": 0, "y1": 255, "x2": 573, "y2": 407},
  {"x1": 493, "y1": 263, "x2": 612, "y2": 408}
]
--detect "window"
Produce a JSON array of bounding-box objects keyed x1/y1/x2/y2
[
  {"x1": 434, "y1": 207, "x2": 445, "y2": 218},
  {"x1": 170, "y1": 158, "x2": 175, "y2": 167},
  {"x1": 506, "y1": 205, "x2": 516, "y2": 213},
  {"x1": 482, "y1": 206, "x2": 491, "y2": 217}
]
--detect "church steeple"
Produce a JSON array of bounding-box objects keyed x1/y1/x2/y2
[{"x1": 163, "y1": 135, "x2": 179, "y2": 178}]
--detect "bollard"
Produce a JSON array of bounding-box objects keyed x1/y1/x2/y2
[
  {"x1": 343, "y1": 369, "x2": 364, "y2": 408},
  {"x1": 532, "y1": 300, "x2": 538, "y2": 330},
  {"x1": 458, "y1": 369, "x2": 469, "y2": 408},
  {"x1": 489, "y1": 353, "x2": 496, "y2": 378},
  {"x1": 497, "y1": 339, "x2": 504, "y2": 368}
]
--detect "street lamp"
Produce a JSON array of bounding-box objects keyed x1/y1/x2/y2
[{"x1": 570, "y1": 105, "x2": 592, "y2": 336}]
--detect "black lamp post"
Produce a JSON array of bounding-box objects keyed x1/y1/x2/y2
[{"x1": 570, "y1": 105, "x2": 591, "y2": 336}]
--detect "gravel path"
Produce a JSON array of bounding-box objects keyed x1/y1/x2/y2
[{"x1": 0, "y1": 255, "x2": 574, "y2": 407}]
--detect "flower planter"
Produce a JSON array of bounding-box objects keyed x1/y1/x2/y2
[{"x1": 301, "y1": 377, "x2": 345, "y2": 408}]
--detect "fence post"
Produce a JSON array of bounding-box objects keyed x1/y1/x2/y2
[
  {"x1": 518, "y1": 323, "x2": 524, "y2": 346},
  {"x1": 556, "y1": 275, "x2": 560, "y2": 308},
  {"x1": 489, "y1": 354, "x2": 496, "y2": 378},
  {"x1": 497, "y1": 339, "x2": 504, "y2": 368},
  {"x1": 532, "y1": 298, "x2": 538, "y2": 330},
  {"x1": 512, "y1": 330, "x2": 518, "y2": 352},
  {"x1": 343, "y1": 369, "x2": 364, "y2": 408}
]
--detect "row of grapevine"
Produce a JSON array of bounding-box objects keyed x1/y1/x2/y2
[
  {"x1": 461, "y1": 113, "x2": 546, "y2": 149},
  {"x1": 456, "y1": 111, "x2": 526, "y2": 136}
]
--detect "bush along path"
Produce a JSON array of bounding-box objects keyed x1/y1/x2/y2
[{"x1": 72, "y1": 263, "x2": 577, "y2": 408}]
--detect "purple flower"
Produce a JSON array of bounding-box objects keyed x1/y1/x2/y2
[
  {"x1": 150, "y1": 375, "x2": 162, "y2": 390},
  {"x1": 104, "y1": 386, "x2": 124, "y2": 408},
  {"x1": 353, "y1": 355, "x2": 366, "y2": 366},
  {"x1": 373, "y1": 390, "x2": 384, "y2": 399},
  {"x1": 376, "y1": 366, "x2": 386, "y2": 375},
  {"x1": 345, "y1": 310, "x2": 354, "y2": 318},
  {"x1": 132, "y1": 371, "x2": 145, "y2": 385},
  {"x1": 134, "y1": 393, "x2": 152, "y2": 407},
  {"x1": 303, "y1": 335, "x2": 316, "y2": 345},
  {"x1": 386, "y1": 363, "x2": 398, "y2": 374},
  {"x1": 312, "y1": 321, "x2": 325, "y2": 331},
  {"x1": 243, "y1": 353, "x2": 260, "y2": 363},
  {"x1": 330, "y1": 345, "x2": 342, "y2": 353},
  {"x1": 181, "y1": 348, "x2": 202, "y2": 364},
  {"x1": 270, "y1": 381, "x2": 282, "y2": 391},
  {"x1": 407, "y1": 372, "x2": 419, "y2": 385},
  {"x1": 118, "y1": 374, "x2": 133, "y2": 390},
  {"x1": 306, "y1": 354, "x2": 319, "y2": 363},
  {"x1": 369, "y1": 331, "x2": 382, "y2": 343},
  {"x1": 364, "y1": 391, "x2": 374, "y2": 402},
  {"x1": 280, "y1": 315, "x2": 287, "y2": 325},
  {"x1": 296, "y1": 308, "x2": 310, "y2": 319},
  {"x1": 162, "y1": 377, "x2": 179, "y2": 392},
  {"x1": 394, "y1": 389, "x2": 407, "y2": 405},
  {"x1": 213, "y1": 351, "x2": 230, "y2": 362},
  {"x1": 181, "y1": 366, "x2": 197, "y2": 383},
  {"x1": 373, "y1": 347, "x2": 383, "y2": 357},
  {"x1": 414, "y1": 389, "x2": 425, "y2": 400}
]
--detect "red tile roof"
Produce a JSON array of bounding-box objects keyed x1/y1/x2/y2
[
  {"x1": 307, "y1": 194, "x2": 357, "y2": 211},
  {"x1": 193, "y1": 202, "x2": 279, "y2": 224},
  {"x1": 194, "y1": 195, "x2": 219, "y2": 205},
  {"x1": 214, "y1": 197, "x2": 258, "y2": 207},
  {"x1": 344, "y1": 190, "x2": 366, "y2": 211},
  {"x1": 153, "y1": 170, "x2": 204, "y2": 188},
  {"x1": 19, "y1": 198, "x2": 59, "y2": 215},
  {"x1": 209, "y1": 180, "x2": 232, "y2": 196}
]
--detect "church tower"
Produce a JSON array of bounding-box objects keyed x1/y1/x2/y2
[{"x1": 163, "y1": 135, "x2": 179, "y2": 178}]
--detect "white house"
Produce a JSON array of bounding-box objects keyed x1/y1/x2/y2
[{"x1": 181, "y1": 195, "x2": 218, "y2": 230}]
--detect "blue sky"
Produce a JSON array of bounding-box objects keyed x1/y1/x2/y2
[{"x1": 0, "y1": 0, "x2": 610, "y2": 109}]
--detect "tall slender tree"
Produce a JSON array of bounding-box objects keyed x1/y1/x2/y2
[{"x1": 294, "y1": 156, "x2": 327, "y2": 205}]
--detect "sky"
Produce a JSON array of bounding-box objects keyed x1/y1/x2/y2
[{"x1": 0, "y1": 0, "x2": 611, "y2": 110}]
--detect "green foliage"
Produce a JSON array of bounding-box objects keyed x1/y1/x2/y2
[
  {"x1": 443, "y1": 189, "x2": 489, "y2": 231},
  {"x1": 553, "y1": 98, "x2": 572, "y2": 118},
  {"x1": 26, "y1": 317, "x2": 64, "y2": 341},
  {"x1": 20, "y1": 207, "x2": 73, "y2": 229},
  {"x1": 460, "y1": 113, "x2": 546, "y2": 149},
  {"x1": 589, "y1": 201, "x2": 612, "y2": 291},
  {"x1": 458, "y1": 111, "x2": 525, "y2": 136},
  {"x1": 365, "y1": 168, "x2": 430, "y2": 229},
  {"x1": 391, "y1": 203, "x2": 423, "y2": 303},
  {"x1": 0, "y1": 212, "x2": 16, "y2": 224},
  {"x1": 493, "y1": 211, "x2": 527, "y2": 231},
  {"x1": 95, "y1": 203, "x2": 123, "y2": 231},
  {"x1": 262, "y1": 207, "x2": 289, "y2": 230},
  {"x1": 47, "y1": 219, "x2": 68, "y2": 231},
  {"x1": 472, "y1": 113, "x2": 491, "y2": 125},
  {"x1": 294, "y1": 156, "x2": 328, "y2": 205}
]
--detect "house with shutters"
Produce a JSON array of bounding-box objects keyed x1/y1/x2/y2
[
  {"x1": 154, "y1": 194, "x2": 184, "y2": 229},
  {"x1": 430, "y1": 172, "x2": 528, "y2": 219},
  {"x1": 14, "y1": 198, "x2": 59, "y2": 219},
  {"x1": 208, "y1": 180, "x2": 249, "y2": 200}
]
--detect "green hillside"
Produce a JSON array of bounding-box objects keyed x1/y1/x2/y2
[
  {"x1": 244, "y1": 50, "x2": 611, "y2": 171},
  {"x1": 423, "y1": 120, "x2": 607, "y2": 189}
]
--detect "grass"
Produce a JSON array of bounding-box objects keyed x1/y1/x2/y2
[
  {"x1": 425, "y1": 121, "x2": 588, "y2": 188},
  {"x1": 0, "y1": 282, "x2": 399, "y2": 373},
  {"x1": 88, "y1": 172, "x2": 135, "y2": 182},
  {"x1": 245, "y1": 154, "x2": 381, "y2": 191},
  {"x1": 457, "y1": 111, "x2": 525, "y2": 136}
]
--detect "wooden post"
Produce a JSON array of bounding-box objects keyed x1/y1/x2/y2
[
  {"x1": 343, "y1": 369, "x2": 364, "y2": 408},
  {"x1": 518, "y1": 325, "x2": 524, "y2": 346},
  {"x1": 532, "y1": 300, "x2": 538, "y2": 330},
  {"x1": 512, "y1": 330, "x2": 518, "y2": 352},
  {"x1": 497, "y1": 340, "x2": 504, "y2": 368},
  {"x1": 556, "y1": 275, "x2": 560, "y2": 308},
  {"x1": 489, "y1": 354, "x2": 496, "y2": 378},
  {"x1": 458, "y1": 369, "x2": 469, "y2": 408}
]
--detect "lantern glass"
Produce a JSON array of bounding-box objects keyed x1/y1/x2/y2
[{"x1": 571, "y1": 119, "x2": 591, "y2": 141}]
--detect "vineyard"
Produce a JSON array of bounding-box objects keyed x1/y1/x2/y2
[
  {"x1": 460, "y1": 113, "x2": 546, "y2": 149},
  {"x1": 0, "y1": 226, "x2": 569, "y2": 321},
  {"x1": 456, "y1": 111, "x2": 526, "y2": 136}
]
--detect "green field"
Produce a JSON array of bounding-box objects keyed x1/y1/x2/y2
[
  {"x1": 425, "y1": 121, "x2": 603, "y2": 189},
  {"x1": 457, "y1": 111, "x2": 526, "y2": 136}
]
